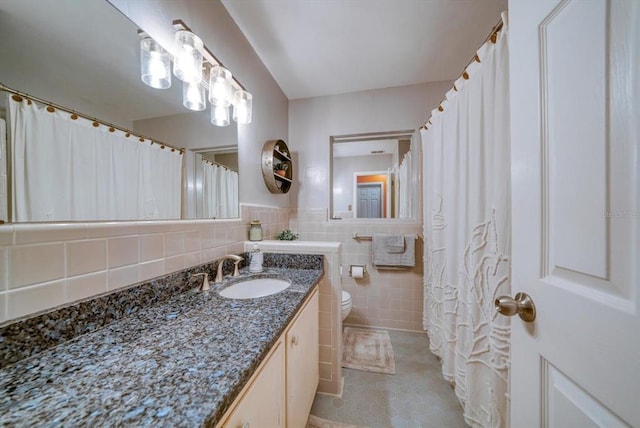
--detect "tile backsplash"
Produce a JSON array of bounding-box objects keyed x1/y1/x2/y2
[
  {"x1": 0, "y1": 204, "x2": 290, "y2": 323},
  {"x1": 291, "y1": 208, "x2": 424, "y2": 332}
]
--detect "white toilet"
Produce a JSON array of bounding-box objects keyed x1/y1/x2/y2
[{"x1": 341, "y1": 291, "x2": 352, "y2": 321}]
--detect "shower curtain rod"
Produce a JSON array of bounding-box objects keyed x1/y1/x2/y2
[
  {"x1": 201, "y1": 157, "x2": 237, "y2": 172},
  {"x1": 421, "y1": 17, "x2": 504, "y2": 130},
  {"x1": 0, "y1": 83, "x2": 184, "y2": 155}
]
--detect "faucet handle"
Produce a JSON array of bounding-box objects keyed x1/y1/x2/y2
[
  {"x1": 227, "y1": 254, "x2": 243, "y2": 262},
  {"x1": 232, "y1": 259, "x2": 242, "y2": 277},
  {"x1": 192, "y1": 273, "x2": 209, "y2": 291}
]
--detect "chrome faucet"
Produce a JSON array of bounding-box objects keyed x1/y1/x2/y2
[
  {"x1": 191, "y1": 272, "x2": 210, "y2": 291},
  {"x1": 215, "y1": 254, "x2": 244, "y2": 283}
]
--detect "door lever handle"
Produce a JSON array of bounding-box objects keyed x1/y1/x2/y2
[{"x1": 495, "y1": 292, "x2": 536, "y2": 322}]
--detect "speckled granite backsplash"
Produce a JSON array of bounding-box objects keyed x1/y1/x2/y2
[{"x1": 0, "y1": 253, "x2": 321, "y2": 368}]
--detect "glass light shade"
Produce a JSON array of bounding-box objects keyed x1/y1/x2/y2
[
  {"x1": 232, "y1": 90, "x2": 253, "y2": 124},
  {"x1": 183, "y1": 81, "x2": 206, "y2": 111},
  {"x1": 140, "y1": 37, "x2": 171, "y2": 89},
  {"x1": 211, "y1": 104, "x2": 230, "y2": 126},
  {"x1": 173, "y1": 30, "x2": 203, "y2": 83},
  {"x1": 208, "y1": 65, "x2": 233, "y2": 107}
]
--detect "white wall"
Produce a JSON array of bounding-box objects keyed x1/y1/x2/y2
[
  {"x1": 134, "y1": 111, "x2": 237, "y2": 151},
  {"x1": 289, "y1": 81, "x2": 452, "y2": 211}
]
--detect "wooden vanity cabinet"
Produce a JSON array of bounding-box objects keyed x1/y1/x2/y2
[
  {"x1": 220, "y1": 339, "x2": 286, "y2": 428},
  {"x1": 286, "y1": 288, "x2": 319, "y2": 427},
  {"x1": 217, "y1": 288, "x2": 319, "y2": 428}
]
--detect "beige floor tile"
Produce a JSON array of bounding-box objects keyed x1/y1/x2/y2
[{"x1": 310, "y1": 329, "x2": 468, "y2": 428}]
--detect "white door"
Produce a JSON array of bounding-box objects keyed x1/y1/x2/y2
[
  {"x1": 508, "y1": 1, "x2": 639, "y2": 427},
  {"x1": 357, "y1": 183, "x2": 383, "y2": 218}
]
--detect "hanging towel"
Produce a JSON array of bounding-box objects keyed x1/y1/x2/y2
[
  {"x1": 372, "y1": 233, "x2": 416, "y2": 268},
  {"x1": 383, "y1": 233, "x2": 405, "y2": 253}
]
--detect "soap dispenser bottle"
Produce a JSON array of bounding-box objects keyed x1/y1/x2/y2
[{"x1": 249, "y1": 244, "x2": 263, "y2": 273}]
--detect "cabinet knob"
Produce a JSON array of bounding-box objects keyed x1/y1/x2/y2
[{"x1": 291, "y1": 335, "x2": 299, "y2": 346}]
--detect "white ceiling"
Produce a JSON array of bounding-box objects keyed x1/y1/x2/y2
[{"x1": 222, "y1": 0, "x2": 508, "y2": 100}]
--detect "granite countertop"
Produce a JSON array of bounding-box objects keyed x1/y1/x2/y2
[{"x1": 0, "y1": 257, "x2": 322, "y2": 427}]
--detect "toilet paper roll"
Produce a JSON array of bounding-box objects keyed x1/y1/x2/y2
[{"x1": 351, "y1": 265, "x2": 364, "y2": 279}]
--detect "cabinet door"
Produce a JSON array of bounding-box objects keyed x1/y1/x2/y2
[
  {"x1": 286, "y1": 291, "x2": 319, "y2": 427},
  {"x1": 221, "y1": 340, "x2": 285, "y2": 428}
]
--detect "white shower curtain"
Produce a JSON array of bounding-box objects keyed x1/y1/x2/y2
[
  {"x1": 0, "y1": 117, "x2": 7, "y2": 222},
  {"x1": 397, "y1": 151, "x2": 412, "y2": 218},
  {"x1": 9, "y1": 98, "x2": 182, "y2": 221},
  {"x1": 422, "y1": 12, "x2": 511, "y2": 428},
  {"x1": 202, "y1": 161, "x2": 238, "y2": 219}
]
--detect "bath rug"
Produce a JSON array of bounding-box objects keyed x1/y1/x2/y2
[
  {"x1": 342, "y1": 327, "x2": 396, "y2": 374},
  {"x1": 306, "y1": 414, "x2": 369, "y2": 428}
]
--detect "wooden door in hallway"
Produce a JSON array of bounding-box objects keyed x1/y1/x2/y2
[{"x1": 508, "y1": 0, "x2": 639, "y2": 426}]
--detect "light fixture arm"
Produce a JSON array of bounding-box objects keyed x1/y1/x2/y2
[{"x1": 172, "y1": 20, "x2": 246, "y2": 92}]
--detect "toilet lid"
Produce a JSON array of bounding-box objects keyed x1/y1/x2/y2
[{"x1": 341, "y1": 290, "x2": 351, "y2": 303}]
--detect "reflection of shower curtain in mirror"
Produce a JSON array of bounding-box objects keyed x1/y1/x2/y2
[
  {"x1": 202, "y1": 162, "x2": 238, "y2": 219},
  {"x1": 397, "y1": 151, "x2": 412, "y2": 218},
  {"x1": 0, "y1": 118, "x2": 7, "y2": 222},
  {"x1": 8, "y1": 99, "x2": 182, "y2": 221}
]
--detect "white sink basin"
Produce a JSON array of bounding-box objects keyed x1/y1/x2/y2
[{"x1": 219, "y1": 278, "x2": 291, "y2": 299}]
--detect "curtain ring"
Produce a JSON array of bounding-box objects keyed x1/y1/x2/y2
[
  {"x1": 47, "y1": 105, "x2": 55, "y2": 113},
  {"x1": 11, "y1": 94, "x2": 23, "y2": 102}
]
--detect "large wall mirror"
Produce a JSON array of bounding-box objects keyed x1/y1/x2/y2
[
  {"x1": 0, "y1": 0, "x2": 240, "y2": 222},
  {"x1": 330, "y1": 130, "x2": 420, "y2": 221}
]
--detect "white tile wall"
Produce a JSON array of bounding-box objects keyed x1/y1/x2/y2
[
  {"x1": 0, "y1": 204, "x2": 291, "y2": 323},
  {"x1": 164, "y1": 232, "x2": 185, "y2": 257},
  {"x1": 10, "y1": 243, "x2": 65, "y2": 288},
  {"x1": 7, "y1": 280, "x2": 66, "y2": 320},
  {"x1": 108, "y1": 265, "x2": 138, "y2": 291},
  {"x1": 66, "y1": 272, "x2": 108, "y2": 301},
  {"x1": 139, "y1": 234, "x2": 164, "y2": 262},
  {"x1": 67, "y1": 240, "x2": 107, "y2": 277},
  {"x1": 138, "y1": 259, "x2": 165, "y2": 280},
  {"x1": 108, "y1": 236, "x2": 139, "y2": 268},
  {"x1": 247, "y1": 240, "x2": 342, "y2": 395},
  {"x1": 292, "y1": 208, "x2": 425, "y2": 332}
]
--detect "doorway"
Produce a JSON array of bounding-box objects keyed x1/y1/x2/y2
[{"x1": 356, "y1": 183, "x2": 383, "y2": 218}]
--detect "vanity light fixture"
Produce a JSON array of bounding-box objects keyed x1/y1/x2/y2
[
  {"x1": 140, "y1": 37, "x2": 171, "y2": 89},
  {"x1": 211, "y1": 103, "x2": 231, "y2": 127},
  {"x1": 209, "y1": 65, "x2": 233, "y2": 107},
  {"x1": 232, "y1": 89, "x2": 253, "y2": 124},
  {"x1": 183, "y1": 80, "x2": 206, "y2": 111},
  {"x1": 138, "y1": 20, "x2": 252, "y2": 126},
  {"x1": 173, "y1": 30, "x2": 204, "y2": 83}
]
